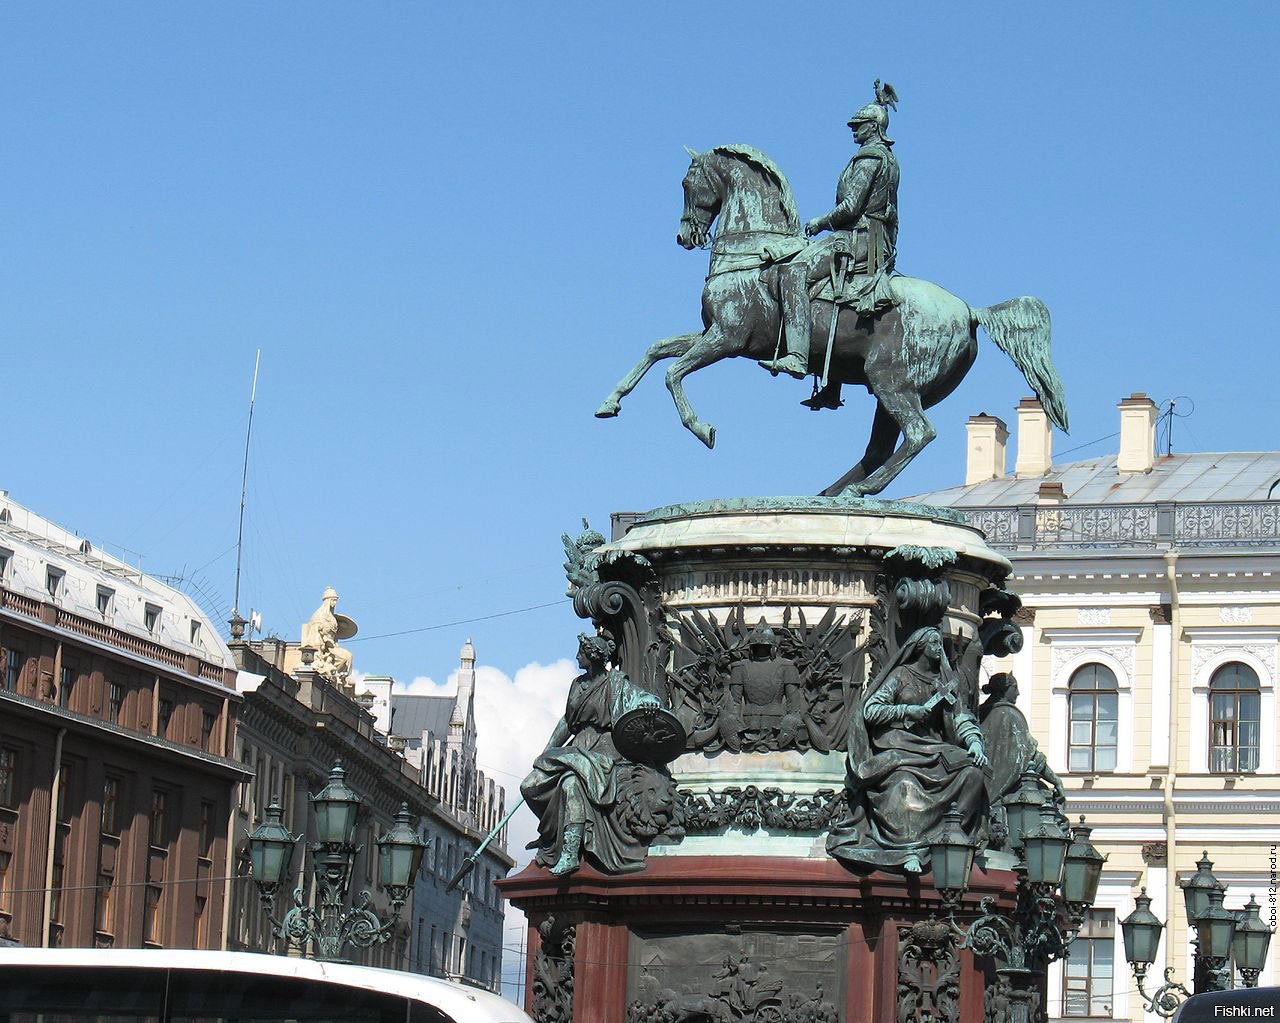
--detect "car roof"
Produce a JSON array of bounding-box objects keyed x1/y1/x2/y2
[{"x1": 0, "y1": 948, "x2": 532, "y2": 1023}]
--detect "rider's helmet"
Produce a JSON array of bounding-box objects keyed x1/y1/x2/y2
[
  {"x1": 745, "y1": 620, "x2": 778, "y2": 651},
  {"x1": 848, "y1": 80, "x2": 899, "y2": 143}
]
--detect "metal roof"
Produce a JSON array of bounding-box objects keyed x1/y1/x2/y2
[
  {"x1": 910, "y1": 451, "x2": 1280, "y2": 507},
  {"x1": 389, "y1": 693, "x2": 454, "y2": 741}
]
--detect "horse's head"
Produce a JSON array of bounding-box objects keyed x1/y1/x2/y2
[{"x1": 677, "y1": 147, "x2": 720, "y2": 249}]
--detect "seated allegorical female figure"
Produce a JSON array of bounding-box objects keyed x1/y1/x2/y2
[
  {"x1": 521, "y1": 633, "x2": 680, "y2": 876},
  {"x1": 827, "y1": 625, "x2": 989, "y2": 874}
]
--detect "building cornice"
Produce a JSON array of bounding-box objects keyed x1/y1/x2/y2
[{"x1": 1, "y1": 596, "x2": 238, "y2": 699}]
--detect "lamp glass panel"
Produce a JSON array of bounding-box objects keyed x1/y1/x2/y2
[{"x1": 1122, "y1": 918, "x2": 1161, "y2": 966}]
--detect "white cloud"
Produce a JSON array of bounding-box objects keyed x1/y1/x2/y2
[{"x1": 394, "y1": 657, "x2": 576, "y2": 1004}]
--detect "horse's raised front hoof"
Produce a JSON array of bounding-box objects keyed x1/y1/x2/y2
[
  {"x1": 691, "y1": 422, "x2": 716, "y2": 449},
  {"x1": 594, "y1": 398, "x2": 621, "y2": 419}
]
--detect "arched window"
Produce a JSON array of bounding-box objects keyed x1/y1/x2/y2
[
  {"x1": 1209, "y1": 662, "x2": 1260, "y2": 773},
  {"x1": 1068, "y1": 663, "x2": 1118, "y2": 772}
]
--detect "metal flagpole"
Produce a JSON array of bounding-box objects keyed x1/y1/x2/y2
[{"x1": 232, "y1": 349, "x2": 261, "y2": 620}]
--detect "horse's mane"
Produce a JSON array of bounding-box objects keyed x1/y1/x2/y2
[{"x1": 710, "y1": 145, "x2": 800, "y2": 232}]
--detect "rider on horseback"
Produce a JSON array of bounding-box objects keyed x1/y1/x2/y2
[{"x1": 759, "y1": 81, "x2": 901, "y2": 406}]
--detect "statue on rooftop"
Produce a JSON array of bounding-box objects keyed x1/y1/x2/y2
[
  {"x1": 594, "y1": 81, "x2": 1069, "y2": 497},
  {"x1": 301, "y1": 586, "x2": 358, "y2": 689}
]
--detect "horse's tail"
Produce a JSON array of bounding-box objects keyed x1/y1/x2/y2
[{"x1": 973, "y1": 297, "x2": 1069, "y2": 432}]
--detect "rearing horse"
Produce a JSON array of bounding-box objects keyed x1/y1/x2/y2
[{"x1": 594, "y1": 145, "x2": 1069, "y2": 496}]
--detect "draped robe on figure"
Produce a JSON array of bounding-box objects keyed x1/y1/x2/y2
[
  {"x1": 827, "y1": 628, "x2": 988, "y2": 870},
  {"x1": 521, "y1": 668, "x2": 657, "y2": 874}
]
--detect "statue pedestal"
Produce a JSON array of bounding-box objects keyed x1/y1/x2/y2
[
  {"x1": 499, "y1": 856, "x2": 1018, "y2": 1023},
  {"x1": 506, "y1": 498, "x2": 1035, "y2": 1022}
]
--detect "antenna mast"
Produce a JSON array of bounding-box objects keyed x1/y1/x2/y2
[{"x1": 230, "y1": 349, "x2": 261, "y2": 635}]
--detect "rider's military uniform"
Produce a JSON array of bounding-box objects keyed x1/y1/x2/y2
[
  {"x1": 808, "y1": 136, "x2": 899, "y2": 283},
  {"x1": 760, "y1": 84, "x2": 901, "y2": 393}
]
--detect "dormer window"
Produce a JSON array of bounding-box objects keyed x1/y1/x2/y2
[
  {"x1": 144, "y1": 604, "x2": 161, "y2": 634},
  {"x1": 45, "y1": 567, "x2": 65, "y2": 599},
  {"x1": 0, "y1": 548, "x2": 12, "y2": 584},
  {"x1": 189, "y1": 620, "x2": 201, "y2": 646},
  {"x1": 96, "y1": 586, "x2": 115, "y2": 616}
]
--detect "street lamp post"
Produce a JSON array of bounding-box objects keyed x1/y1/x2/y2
[
  {"x1": 1121, "y1": 851, "x2": 1274, "y2": 1017},
  {"x1": 248, "y1": 762, "x2": 428, "y2": 963},
  {"x1": 926, "y1": 803, "x2": 1106, "y2": 1023}
]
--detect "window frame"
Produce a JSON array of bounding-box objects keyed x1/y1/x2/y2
[
  {"x1": 1063, "y1": 909, "x2": 1115, "y2": 1017},
  {"x1": 96, "y1": 585, "x2": 115, "y2": 616},
  {"x1": 107, "y1": 680, "x2": 125, "y2": 724},
  {"x1": 101, "y1": 776, "x2": 122, "y2": 837},
  {"x1": 0, "y1": 747, "x2": 17, "y2": 809},
  {"x1": 1067, "y1": 663, "x2": 1120, "y2": 774},
  {"x1": 1208, "y1": 661, "x2": 1262, "y2": 774}
]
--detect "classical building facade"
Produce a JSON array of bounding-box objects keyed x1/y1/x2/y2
[
  {"x1": 914, "y1": 393, "x2": 1280, "y2": 1021},
  {"x1": 228, "y1": 604, "x2": 510, "y2": 990},
  {"x1": 367, "y1": 639, "x2": 511, "y2": 990},
  {"x1": 0, "y1": 493, "x2": 245, "y2": 951}
]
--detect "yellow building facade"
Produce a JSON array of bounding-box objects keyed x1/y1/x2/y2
[{"x1": 915, "y1": 393, "x2": 1280, "y2": 1022}]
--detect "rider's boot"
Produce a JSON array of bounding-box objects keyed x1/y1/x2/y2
[
  {"x1": 550, "y1": 823, "x2": 583, "y2": 876},
  {"x1": 801, "y1": 381, "x2": 845, "y2": 412},
  {"x1": 758, "y1": 265, "x2": 810, "y2": 379}
]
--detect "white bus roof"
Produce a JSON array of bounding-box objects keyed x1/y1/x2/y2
[{"x1": 0, "y1": 947, "x2": 532, "y2": 1023}]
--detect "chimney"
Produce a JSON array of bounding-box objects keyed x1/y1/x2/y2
[
  {"x1": 1014, "y1": 397, "x2": 1053, "y2": 477},
  {"x1": 965, "y1": 414, "x2": 1009, "y2": 485},
  {"x1": 1117, "y1": 392, "x2": 1158, "y2": 473}
]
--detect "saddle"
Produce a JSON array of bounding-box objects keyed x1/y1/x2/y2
[{"x1": 810, "y1": 265, "x2": 897, "y2": 317}]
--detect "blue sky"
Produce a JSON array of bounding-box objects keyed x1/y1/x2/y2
[{"x1": 3, "y1": 3, "x2": 1278, "y2": 696}]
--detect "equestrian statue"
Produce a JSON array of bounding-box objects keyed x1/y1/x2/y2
[{"x1": 594, "y1": 81, "x2": 1069, "y2": 497}]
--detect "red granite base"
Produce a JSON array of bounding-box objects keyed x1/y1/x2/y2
[{"x1": 498, "y1": 855, "x2": 1019, "y2": 1023}]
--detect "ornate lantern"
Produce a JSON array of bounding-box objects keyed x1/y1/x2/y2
[
  {"x1": 1062, "y1": 816, "x2": 1107, "y2": 907},
  {"x1": 1233, "y1": 894, "x2": 1273, "y2": 987},
  {"x1": 1003, "y1": 768, "x2": 1044, "y2": 850},
  {"x1": 248, "y1": 800, "x2": 299, "y2": 891},
  {"x1": 1194, "y1": 885, "x2": 1237, "y2": 962},
  {"x1": 377, "y1": 803, "x2": 429, "y2": 898},
  {"x1": 1121, "y1": 887, "x2": 1164, "y2": 968},
  {"x1": 1021, "y1": 804, "x2": 1070, "y2": 888},
  {"x1": 1179, "y1": 851, "x2": 1220, "y2": 924},
  {"x1": 310, "y1": 762, "x2": 362, "y2": 846},
  {"x1": 928, "y1": 806, "x2": 977, "y2": 903}
]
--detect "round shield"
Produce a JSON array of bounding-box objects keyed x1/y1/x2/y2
[{"x1": 612, "y1": 706, "x2": 687, "y2": 766}]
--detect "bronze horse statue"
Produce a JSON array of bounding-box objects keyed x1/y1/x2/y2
[{"x1": 594, "y1": 145, "x2": 1069, "y2": 496}]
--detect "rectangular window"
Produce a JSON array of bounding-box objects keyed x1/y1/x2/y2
[
  {"x1": 108, "y1": 681, "x2": 124, "y2": 723},
  {"x1": 143, "y1": 884, "x2": 163, "y2": 944},
  {"x1": 45, "y1": 567, "x2": 64, "y2": 598},
  {"x1": 5, "y1": 648, "x2": 24, "y2": 691},
  {"x1": 1064, "y1": 909, "x2": 1114, "y2": 1017},
  {"x1": 59, "y1": 665, "x2": 76, "y2": 708},
  {"x1": 95, "y1": 873, "x2": 114, "y2": 935},
  {"x1": 200, "y1": 800, "x2": 216, "y2": 856},
  {"x1": 0, "y1": 748, "x2": 16, "y2": 809},
  {"x1": 150, "y1": 789, "x2": 169, "y2": 848},
  {"x1": 201, "y1": 709, "x2": 217, "y2": 752},
  {"x1": 101, "y1": 777, "x2": 121, "y2": 836},
  {"x1": 143, "y1": 603, "x2": 161, "y2": 634},
  {"x1": 0, "y1": 548, "x2": 12, "y2": 583},
  {"x1": 48, "y1": 860, "x2": 63, "y2": 924},
  {"x1": 157, "y1": 697, "x2": 174, "y2": 738},
  {"x1": 0, "y1": 850, "x2": 11, "y2": 915},
  {"x1": 194, "y1": 894, "x2": 208, "y2": 947},
  {"x1": 95, "y1": 586, "x2": 115, "y2": 616},
  {"x1": 190, "y1": 620, "x2": 202, "y2": 645}
]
